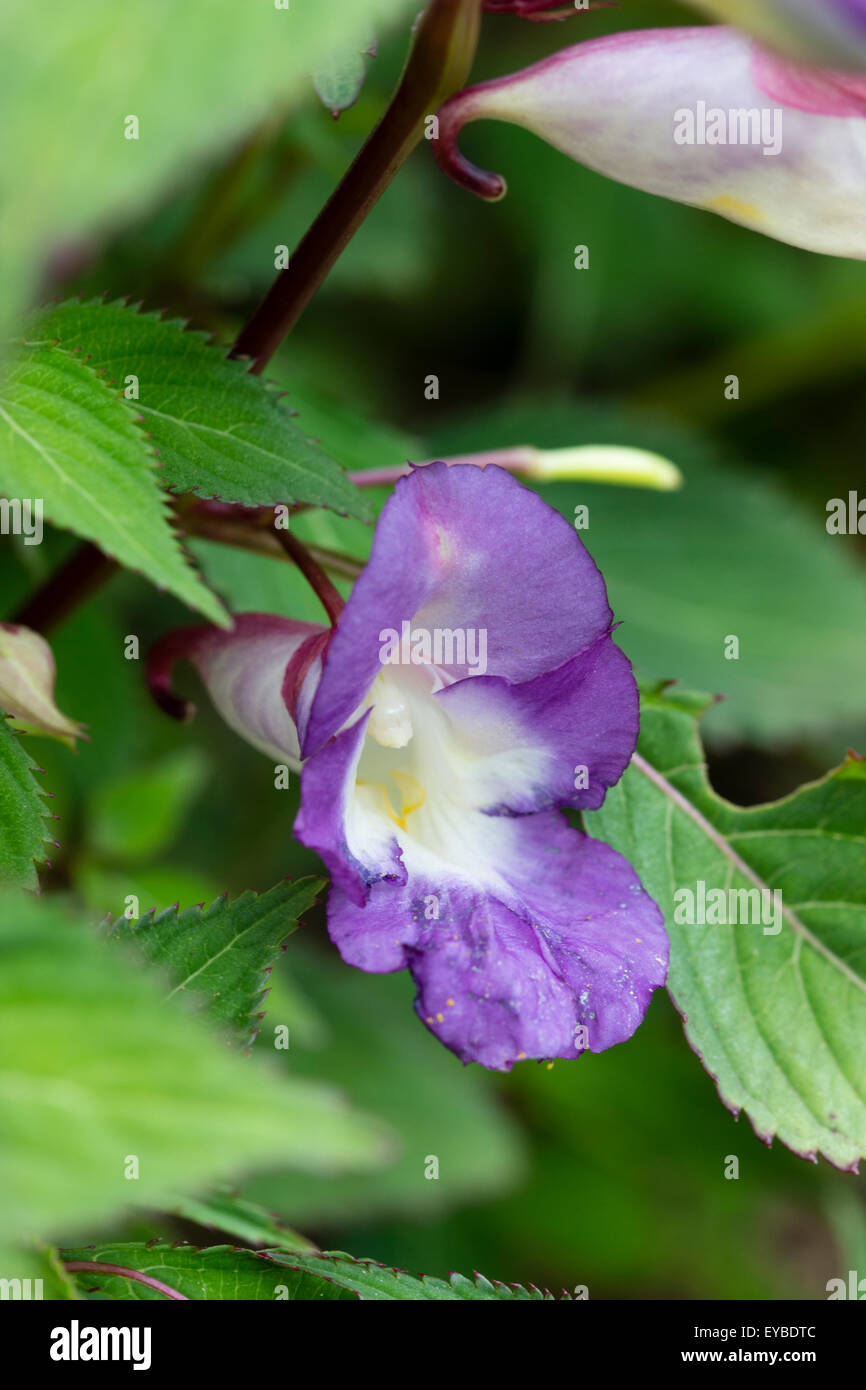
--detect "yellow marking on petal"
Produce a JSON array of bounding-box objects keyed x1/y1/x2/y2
[
  {"x1": 705, "y1": 194, "x2": 765, "y2": 224},
  {"x1": 436, "y1": 1012, "x2": 444, "y2": 1023},
  {"x1": 426, "y1": 1016, "x2": 433, "y2": 1023},
  {"x1": 446, "y1": 998, "x2": 455, "y2": 1007},
  {"x1": 517, "y1": 1051, "x2": 526, "y2": 1060},
  {"x1": 388, "y1": 769, "x2": 426, "y2": 830},
  {"x1": 355, "y1": 773, "x2": 426, "y2": 832}
]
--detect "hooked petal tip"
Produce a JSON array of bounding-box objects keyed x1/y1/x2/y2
[
  {"x1": 433, "y1": 90, "x2": 508, "y2": 201},
  {"x1": 147, "y1": 627, "x2": 206, "y2": 722}
]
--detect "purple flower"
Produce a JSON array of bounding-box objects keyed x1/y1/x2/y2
[
  {"x1": 433, "y1": 26, "x2": 866, "y2": 259},
  {"x1": 150, "y1": 463, "x2": 667, "y2": 1070}
]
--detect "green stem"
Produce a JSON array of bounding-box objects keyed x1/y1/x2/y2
[{"x1": 230, "y1": 0, "x2": 484, "y2": 372}]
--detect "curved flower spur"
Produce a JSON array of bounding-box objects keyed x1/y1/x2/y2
[{"x1": 149, "y1": 463, "x2": 667, "y2": 1070}]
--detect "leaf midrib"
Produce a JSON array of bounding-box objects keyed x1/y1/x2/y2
[{"x1": 161, "y1": 904, "x2": 296, "y2": 1000}]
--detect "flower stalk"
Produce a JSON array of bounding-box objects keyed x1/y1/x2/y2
[
  {"x1": 347, "y1": 444, "x2": 683, "y2": 490},
  {"x1": 274, "y1": 530, "x2": 346, "y2": 625}
]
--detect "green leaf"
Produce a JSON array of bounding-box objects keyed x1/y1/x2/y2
[
  {"x1": 59, "y1": 1242, "x2": 561, "y2": 1301},
  {"x1": 0, "y1": 891, "x2": 391, "y2": 1244},
  {"x1": 264, "y1": 1250, "x2": 564, "y2": 1301},
  {"x1": 586, "y1": 684, "x2": 866, "y2": 1169},
  {"x1": 0, "y1": 0, "x2": 416, "y2": 349},
  {"x1": 28, "y1": 301, "x2": 369, "y2": 519},
  {"x1": 313, "y1": 32, "x2": 374, "y2": 120},
  {"x1": 0, "y1": 346, "x2": 227, "y2": 625},
  {"x1": 88, "y1": 748, "x2": 209, "y2": 862},
  {"x1": 428, "y1": 399, "x2": 866, "y2": 744},
  {"x1": 110, "y1": 879, "x2": 324, "y2": 1045},
  {"x1": 0, "y1": 719, "x2": 50, "y2": 888},
  {"x1": 171, "y1": 1187, "x2": 316, "y2": 1252},
  {"x1": 60, "y1": 1242, "x2": 352, "y2": 1302},
  {"x1": 246, "y1": 950, "x2": 525, "y2": 1224}
]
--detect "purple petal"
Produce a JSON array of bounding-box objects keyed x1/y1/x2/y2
[
  {"x1": 434, "y1": 633, "x2": 638, "y2": 815},
  {"x1": 303, "y1": 460, "x2": 611, "y2": 755},
  {"x1": 326, "y1": 810, "x2": 667, "y2": 1069}
]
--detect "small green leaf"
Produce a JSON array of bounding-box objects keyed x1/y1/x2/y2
[
  {"x1": 586, "y1": 685, "x2": 866, "y2": 1169},
  {"x1": 89, "y1": 748, "x2": 209, "y2": 862},
  {"x1": 171, "y1": 1187, "x2": 316, "y2": 1251},
  {"x1": 110, "y1": 878, "x2": 324, "y2": 1044},
  {"x1": 0, "y1": 719, "x2": 50, "y2": 888},
  {"x1": 28, "y1": 300, "x2": 369, "y2": 519},
  {"x1": 313, "y1": 32, "x2": 374, "y2": 119},
  {"x1": 0, "y1": 891, "x2": 392, "y2": 1245},
  {"x1": 0, "y1": 623, "x2": 85, "y2": 746},
  {"x1": 0, "y1": 345, "x2": 227, "y2": 625}
]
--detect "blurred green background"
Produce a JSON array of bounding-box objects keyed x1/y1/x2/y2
[{"x1": 5, "y1": 0, "x2": 866, "y2": 1297}]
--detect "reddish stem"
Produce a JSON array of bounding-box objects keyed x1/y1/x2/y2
[
  {"x1": 275, "y1": 531, "x2": 345, "y2": 625},
  {"x1": 12, "y1": 543, "x2": 117, "y2": 634},
  {"x1": 64, "y1": 1260, "x2": 189, "y2": 1301}
]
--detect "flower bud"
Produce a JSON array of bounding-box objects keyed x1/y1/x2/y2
[
  {"x1": 434, "y1": 26, "x2": 866, "y2": 258},
  {"x1": 0, "y1": 623, "x2": 85, "y2": 747},
  {"x1": 522, "y1": 445, "x2": 683, "y2": 490}
]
